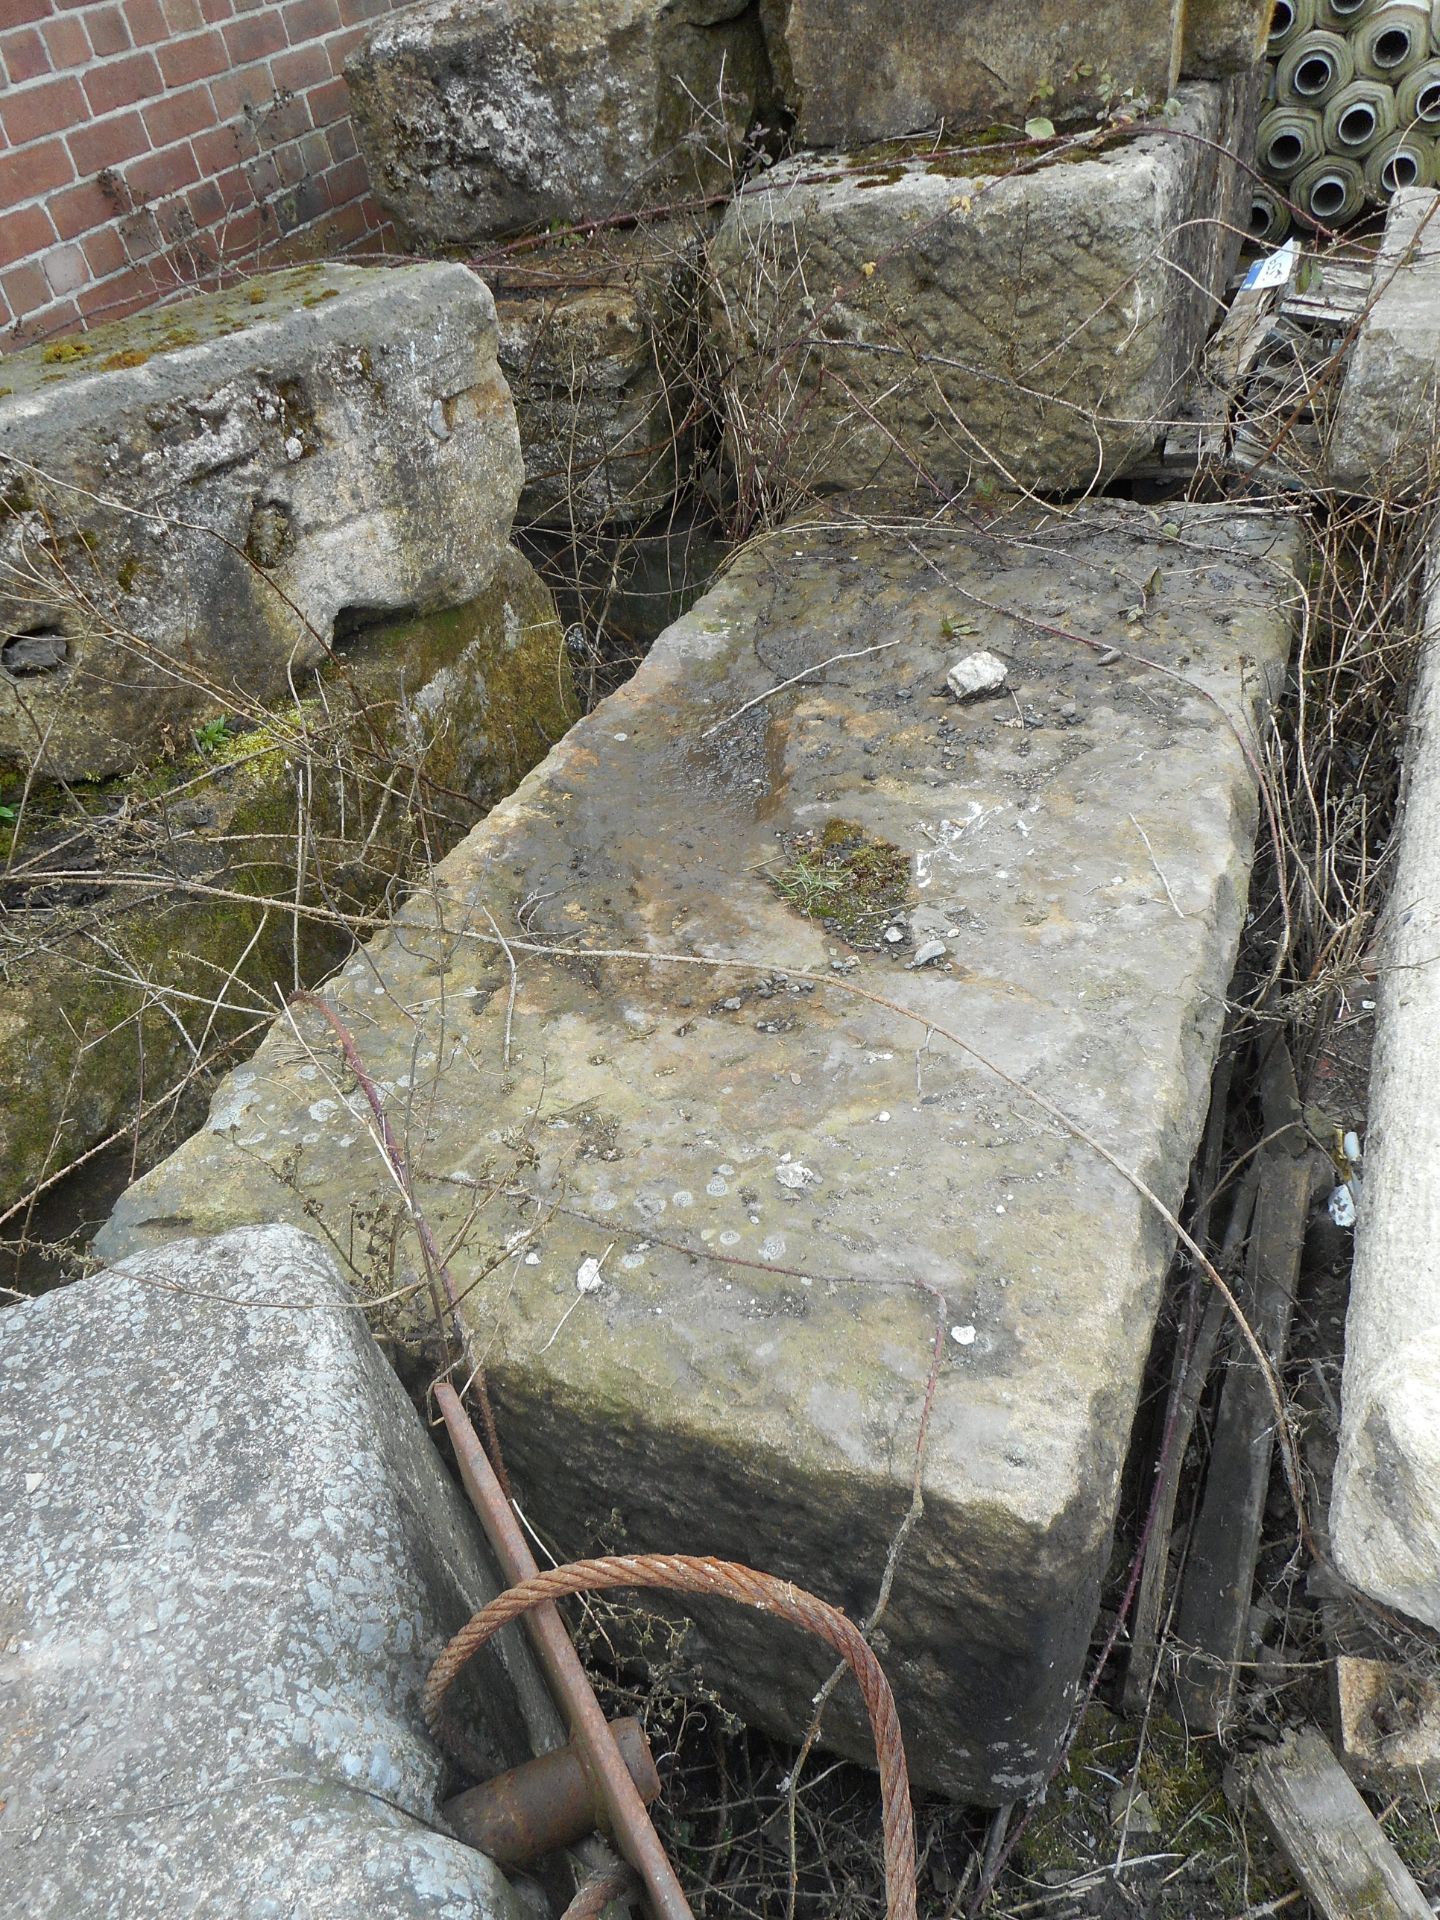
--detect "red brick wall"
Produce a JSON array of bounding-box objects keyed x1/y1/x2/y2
[{"x1": 0, "y1": 0, "x2": 410, "y2": 347}]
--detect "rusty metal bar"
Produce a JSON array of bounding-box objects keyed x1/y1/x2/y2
[
  {"x1": 443, "y1": 1715, "x2": 660, "y2": 1868},
  {"x1": 434, "y1": 1383, "x2": 695, "y2": 1920}
]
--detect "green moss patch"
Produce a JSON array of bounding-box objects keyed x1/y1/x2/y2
[
  {"x1": 1018, "y1": 1708, "x2": 1289, "y2": 1914},
  {"x1": 767, "y1": 816, "x2": 910, "y2": 948}
]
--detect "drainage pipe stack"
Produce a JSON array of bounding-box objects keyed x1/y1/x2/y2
[{"x1": 1259, "y1": 0, "x2": 1440, "y2": 223}]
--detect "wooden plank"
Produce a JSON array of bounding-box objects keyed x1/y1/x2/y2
[
  {"x1": 1173, "y1": 1037, "x2": 1324, "y2": 1730},
  {"x1": 1231, "y1": 1727, "x2": 1433, "y2": 1920},
  {"x1": 1121, "y1": 1019, "x2": 1251, "y2": 1715}
]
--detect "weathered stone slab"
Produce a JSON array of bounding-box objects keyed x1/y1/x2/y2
[
  {"x1": 1331, "y1": 551, "x2": 1440, "y2": 1632},
  {"x1": 1328, "y1": 188, "x2": 1440, "y2": 500},
  {"x1": 492, "y1": 236, "x2": 696, "y2": 528},
  {"x1": 346, "y1": 0, "x2": 774, "y2": 251},
  {"x1": 1181, "y1": 0, "x2": 1274, "y2": 77},
  {"x1": 709, "y1": 80, "x2": 1255, "y2": 499},
  {"x1": 99, "y1": 500, "x2": 1302, "y2": 1800},
  {"x1": 757, "y1": 0, "x2": 1183, "y2": 146},
  {"x1": 0, "y1": 549, "x2": 574, "y2": 1211},
  {"x1": 0, "y1": 262, "x2": 521, "y2": 781},
  {"x1": 0, "y1": 1223, "x2": 558, "y2": 1918}
]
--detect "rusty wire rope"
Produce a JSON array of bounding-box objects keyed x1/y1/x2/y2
[{"x1": 426, "y1": 1554, "x2": 919, "y2": 1920}]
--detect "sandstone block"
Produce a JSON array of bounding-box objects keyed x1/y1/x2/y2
[
  {"x1": 346, "y1": 0, "x2": 774, "y2": 251},
  {"x1": 757, "y1": 0, "x2": 1183, "y2": 146},
  {"x1": 708, "y1": 80, "x2": 1255, "y2": 499},
  {"x1": 1334, "y1": 1656, "x2": 1440, "y2": 1795},
  {"x1": 1328, "y1": 188, "x2": 1440, "y2": 499},
  {"x1": 99, "y1": 499, "x2": 1301, "y2": 1801},
  {"x1": 0, "y1": 262, "x2": 521, "y2": 781},
  {"x1": 1181, "y1": 0, "x2": 1275, "y2": 76},
  {"x1": 492, "y1": 234, "x2": 697, "y2": 528},
  {"x1": 0, "y1": 1223, "x2": 557, "y2": 1918}
]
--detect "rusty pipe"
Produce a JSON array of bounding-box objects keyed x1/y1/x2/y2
[
  {"x1": 444, "y1": 1717, "x2": 661, "y2": 1868},
  {"x1": 434, "y1": 1384, "x2": 695, "y2": 1920}
]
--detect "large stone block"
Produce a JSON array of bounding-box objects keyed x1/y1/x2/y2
[
  {"x1": 346, "y1": 0, "x2": 774, "y2": 251},
  {"x1": 757, "y1": 0, "x2": 1183, "y2": 146},
  {"x1": 1331, "y1": 552, "x2": 1440, "y2": 1633},
  {"x1": 1328, "y1": 188, "x2": 1440, "y2": 500},
  {"x1": 0, "y1": 262, "x2": 521, "y2": 782},
  {"x1": 1180, "y1": 0, "x2": 1274, "y2": 77},
  {"x1": 0, "y1": 1223, "x2": 559, "y2": 1918},
  {"x1": 0, "y1": 549, "x2": 574, "y2": 1212},
  {"x1": 492, "y1": 233, "x2": 698, "y2": 528},
  {"x1": 708, "y1": 80, "x2": 1255, "y2": 500},
  {"x1": 99, "y1": 499, "x2": 1302, "y2": 1801}
]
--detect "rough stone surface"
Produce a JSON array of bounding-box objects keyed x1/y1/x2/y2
[
  {"x1": 709, "y1": 80, "x2": 1256, "y2": 499},
  {"x1": 1180, "y1": 0, "x2": 1274, "y2": 77},
  {"x1": 99, "y1": 499, "x2": 1302, "y2": 1802},
  {"x1": 1328, "y1": 188, "x2": 1440, "y2": 500},
  {"x1": 1334, "y1": 1656, "x2": 1440, "y2": 1795},
  {"x1": 0, "y1": 262, "x2": 521, "y2": 781},
  {"x1": 0, "y1": 1222, "x2": 558, "y2": 1918},
  {"x1": 757, "y1": 0, "x2": 1183, "y2": 146},
  {"x1": 0, "y1": 549, "x2": 573, "y2": 1212},
  {"x1": 346, "y1": 0, "x2": 774, "y2": 251},
  {"x1": 1331, "y1": 555, "x2": 1440, "y2": 1633},
  {"x1": 492, "y1": 235, "x2": 697, "y2": 528}
]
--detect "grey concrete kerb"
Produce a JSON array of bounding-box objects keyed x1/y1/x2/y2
[
  {"x1": 1332, "y1": 545, "x2": 1440, "y2": 1629},
  {"x1": 0, "y1": 1223, "x2": 558, "y2": 1918}
]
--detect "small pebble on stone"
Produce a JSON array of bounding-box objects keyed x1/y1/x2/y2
[
  {"x1": 946, "y1": 651, "x2": 1009, "y2": 701},
  {"x1": 909, "y1": 939, "x2": 947, "y2": 969}
]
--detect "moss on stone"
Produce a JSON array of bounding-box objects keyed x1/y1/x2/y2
[
  {"x1": 768, "y1": 816, "x2": 910, "y2": 948},
  {"x1": 0, "y1": 553, "x2": 576, "y2": 1204},
  {"x1": 0, "y1": 265, "x2": 380, "y2": 403}
]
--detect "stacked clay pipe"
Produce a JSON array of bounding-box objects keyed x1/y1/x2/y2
[{"x1": 1253, "y1": 0, "x2": 1440, "y2": 238}]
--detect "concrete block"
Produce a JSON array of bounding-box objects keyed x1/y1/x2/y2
[
  {"x1": 0, "y1": 1223, "x2": 558, "y2": 1918},
  {"x1": 757, "y1": 0, "x2": 1183, "y2": 146},
  {"x1": 99, "y1": 498, "x2": 1301, "y2": 1801},
  {"x1": 1329, "y1": 188, "x2": 1440, "y2": 499},
  {"x1": 346, "y1": 0, "x2": 774, "y2": 251},
  {"x1": 708, "y1": 79, "x2": 1256, "y2": 498},
  {"x1": 0, "y1": 262, "x2": 521, "y2": 781}
]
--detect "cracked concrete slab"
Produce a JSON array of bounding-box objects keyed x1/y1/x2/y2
[{"x1": 99, "y1": 500, "x2": 1302, "y2": 1800}]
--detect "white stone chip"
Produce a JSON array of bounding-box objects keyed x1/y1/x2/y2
[{"x1": 946, "y1": 651, "x2": 1010, "y2": 700}]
